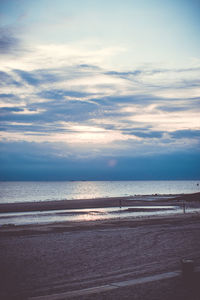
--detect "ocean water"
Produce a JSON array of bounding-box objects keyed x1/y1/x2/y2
[{"x1": 0, "y1": 180, "x2": 199, "y2": 204}]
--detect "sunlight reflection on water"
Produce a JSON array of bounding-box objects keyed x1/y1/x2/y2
[{"x1": 0, "y1": 180, "x2": 199, "y2": 203}]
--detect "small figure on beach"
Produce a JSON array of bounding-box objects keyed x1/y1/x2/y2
[{"x1": 119, "y1": 199, "x2": 122, "y2": 208}]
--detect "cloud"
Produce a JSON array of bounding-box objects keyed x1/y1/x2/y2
[
  {"x1": 105, "y1": 70, "x2": 142, "y2": 78},
  {"x1": 78, "y1": 64, "x2": 100, "y2": 70},
  {"x1": 0, "y1": 141, "x2": 200, "y2": 180},
  {"x1": 157, "y1": 105, "x2": 191, "y2": 112},
  {"x1": 0, "y1": 71, "x2": 22, "y2": 87},
  {"x1": 0, "y1": 27, "x2": 21, "y2": 55},
  {"x1": 0, "y1": 93, "x2": 16, "y2": 98},
  {"x1": 124, "y1": 130, "x2": 164, "y2": 139},
  {"x1": 0, "y1": 43, "x2": 199, "y2": 161},
  {"x1": 0, "y1": 0, "x2": 199, "y2": 180},
  {"x1": 14, "y1": 69, "x2": 67, "y2": 86},
  {"x1": 170, "y1": 130, "x2": 200, "y2": 139},
  {"x1": 0, "y1": 106, "x2": 24, "y2": 113},
  {"x1": 14, "y1": 69, "x2": 41, "y2": 86},
  {"x1": 39, "y1": 89, "x2": 92, "y2": 100}
]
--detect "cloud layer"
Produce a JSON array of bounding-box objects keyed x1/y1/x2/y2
[
  {"x1": 0, "y1": 45, "x2": 199, "y2": 157},
  {"x1": 0, "y1": 0, "x2": 199, "y2": 179}
]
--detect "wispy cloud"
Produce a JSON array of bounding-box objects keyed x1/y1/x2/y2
[
  {"x1": 0, "y1": 44, "x2": 199, "y2": 159},
  {"x1": 0, "y1": 27, "x2": 20, "y2": 54},
  {"x1": 0, "y1": 0, "x2": 199, "y2": 180}
]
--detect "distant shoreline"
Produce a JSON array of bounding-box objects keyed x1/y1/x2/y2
[{"x1": 0, "y1": 192, "x2": 199, "y2": 214}]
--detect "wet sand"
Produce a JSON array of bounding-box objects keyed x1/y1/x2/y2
[
  {"x1": 0, "y1": 193, "x2": 200, "y2": 299},
  {"x1": 0, "y1": 192, "x2": 199, "y2": 213}
]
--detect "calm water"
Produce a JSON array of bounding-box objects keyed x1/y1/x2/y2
[{"x1": 0, "y1": 180, "x2": 199, "y2": 204}]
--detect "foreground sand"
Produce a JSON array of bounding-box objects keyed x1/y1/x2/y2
[{"x1": 0, "y1": 193, "x2": 200, "y2": 299}]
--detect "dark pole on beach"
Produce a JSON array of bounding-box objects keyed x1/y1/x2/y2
[
  {"x1": 119, "y1": 199, "x2": 122, "y2": 209},
  {"x1": 183, "y1": 202, "x2": 186, "y2": 214},
  {"x1": 119, "y1": 199, "x2": 122, "y2": 220}
]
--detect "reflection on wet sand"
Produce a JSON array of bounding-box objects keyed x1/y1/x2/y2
[{"x1": 1, "y1": 205, "x2": 200, "y2": 226}]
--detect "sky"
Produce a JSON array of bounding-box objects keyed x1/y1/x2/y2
[{"x1": 0, "y1": 0, "x2": 200, "y2": 180}]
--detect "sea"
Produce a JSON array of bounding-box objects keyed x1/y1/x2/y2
[
  {"x1": 0, "y1": 181, "x2": 199, "y2": 226},
  {"x1": 0, "y1": 180, "x2": 200, "y2": 204}
]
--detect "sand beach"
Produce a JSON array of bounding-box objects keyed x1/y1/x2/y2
[{"x1": 0, "y1": 192, "x2": 200, "y2": 299}]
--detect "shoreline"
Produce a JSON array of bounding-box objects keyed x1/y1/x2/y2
[{"x1": 0, "y1": 192, "x2": 199, "y2": 214}]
